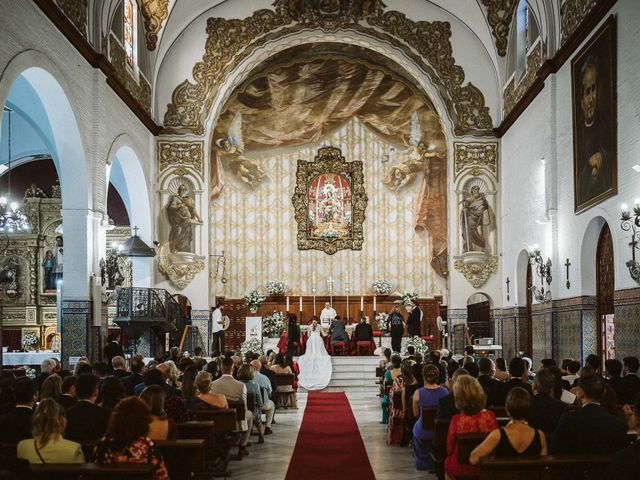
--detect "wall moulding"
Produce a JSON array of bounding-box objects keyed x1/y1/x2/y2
[
  {"x1": 561, "y1": 0, "x2": 600, "y2": 45},
  {"x1": 157, "y1": 140, "x2": 204, "y2": 177},
  {"x1": 162, "y1": 0, "x2": 493, "y2": 137},
  {"x1": 453, "y1": 142, "x2": 499, "y2": 180},
  {"x1": 54, "y1": 0, "x2": 87, "y2": 38},
  {"x1": 140, "y1": 0, "x2": 170, "y2": 51},
  {"x1": 480, "y1": 0, "x2": 518, "y2": 57},
  {"x1": 503, "y1": 39, "x2": 544, "y2": 117}
]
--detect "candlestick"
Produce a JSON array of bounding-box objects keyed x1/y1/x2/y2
[
  {"x1": 345, "y1": 270, "x2": 349, "y2": 284},
  {"x1": 299, "y1": 296, "x2": 302, "y2": 311},
  {"x1": 286, "y1": 296, "x2": 290, "y2": 311},
  {"x1": 360, "y1": 295, "x2": 364, "y2": 311}
]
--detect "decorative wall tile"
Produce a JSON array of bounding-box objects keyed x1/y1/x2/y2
[
  {"x1": 61, "y1": 300, "x2": 90, "y2": 367},
  {"x1": 190, "y1": 309, "x2": 211, "y2": 355}
]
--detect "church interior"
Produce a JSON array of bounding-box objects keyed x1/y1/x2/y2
[{"x1": 0, "y1": 0, "x2": 639, "y2": 478}]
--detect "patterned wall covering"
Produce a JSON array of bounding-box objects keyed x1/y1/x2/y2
[
  {"x1": 493, "y1": 307, "x2": 523, "y2": 361},
  {"x1": 210, "y1": 117, "x2": 445, "y2": 299},
  {"x1": 189, "y1": 309, "x2": 211, "y2": 355},
  {"x1": 532, "y1": 303, "x2": 553, "y2": 363},
  {"x1": 61, "y1": 300, "x2": 90, "y2": 367},
  {"x1": 553, "y1": 310, "x2": 582, "y2": 363},
  {"x1": 613, "y1": 288, "x2": 640, "y2": 359}
]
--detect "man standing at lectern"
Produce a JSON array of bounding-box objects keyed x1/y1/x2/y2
[
  {"x1": 407, "y1": 299, "x2": 422, "y2": 337},
  {"x1": 211, "y1": 300, "x2": 225, "y2": 354}
]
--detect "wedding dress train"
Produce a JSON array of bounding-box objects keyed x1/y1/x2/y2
[{"x1": 298, "y1": 328, "x2": 332, "y2": 391}]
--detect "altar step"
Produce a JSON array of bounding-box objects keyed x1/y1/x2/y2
[{"x1": 297, "y1": 356, "x2": 381, "y2": 394}]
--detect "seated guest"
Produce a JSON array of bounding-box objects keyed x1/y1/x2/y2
[
  {"x1": 405, "y1": 346, "x2": 416, "y2": 361},
  {"x1": 609, "y1": 395, "x2": 640, "y2": 479},
  {"x1": 98, "y1": 376, "x2": 126, "y2": 414},
  {"x1": 250, "y1": 360, "x2": 275, "y2": 434},
  {"x1": 74, "y1": 361, "x2": 93, "y2": 377},
  {"x1": 548, "y1": 366, "x2": 577, "y2": 405},
  {"x1": 270, "y1": 354, "x2": 297, "y2": 408},
  {"x1": 194, "y1": 371, "x2": 228, "y2": 409},
  {"x1": 540, "y1": 358, "x2": 556, "y2": 369},
  {"x1": 585, "y1": 353, "x2": 602, "y2": 374},
  {"x1": 59, "y1": 376, "x2": 78, "y2": 410},
  {"x1": 211, "y1": 357, "x2": 253, "y2": 456},
  {"x1": 354, "y1": 316, "x2": 373, "y2": 342},
  {"x1": 17, "y1": 398, "x2": 84, "y2": 464},
  {"x1": 493, "y1": 357, "x2": 532, "y2": 406},
  {"x1": 562, "y1": 360, "x2": 580, "y2": 387},
  {"x1": 444, "y1": 376, "x2": 498, "y2": 479},
  {"x1": 121, "y1": 355, "x2": 145, "y2": 396},
  {"x1": 528, "y1": 369, "x2": 569, "y2": 435},
  {"x1": 412, "y1": 364, "x2": 449, "y2": 470},
  {"x1": 136, "y1": 368, "x2": 188, "y2": 422},
  {"x1": 65, "y1": 374, "x2": 109, "y2": 443},
  {"x1": 94, "y1": 396, "x2": 169, "y2": 480},
  {"x1": 111, "y1": 356, "x2": 128, "y2": 379},
  {"x1": 381, "y1": 354, "x2": 402, "y2": 424},
  {"x1": 494, "y1": 357, "x2": 509, "y2": 381},
  {"x1": 400, "y1": 362, "x2": 420, "y2": 447},
  {"x1": 605, "y1": 359, "x2": 626, "y2": 401},
  {"x1": 477, "y1": 358, "x2": 501, "y2": 406},
  {"x1": 0, "y1": 378, "x2": 37, "y2": 443},
  {"x1": 259, "y1": 355, "x2": 277, "y2": 394},
  {"x1": 551, "y1": 374, "x2": 627, "y2": 454},
  {"x1": 0, "y1": 371, "x2": 16, "y2": 415},
  {"x1": 329, "y1": 316, "x2": 348, "y2": 346},
  {"x1": 93, "y1": 362, "x2": 109, "y2": 382},
  {"x1": 140, "y1": 385, "x2": 178, "y2": 441},
  {"x1": 470, "y1": 387, "x2": 547, "y2": 464},
  {"x1": 436, "y1": 369, "x2": 470, "y2": 421},
  {"x1": 388, "y1": 360, "x2": 410, "y2": 445},
  {"x1": 180, "y1": 365, "x2": 199, "y2": 406},
  {"x1": 237, "y1": 364, "x2": 265, "y2": 443},
  {"x1": 412, "y1": 353, "x2": 424, "y2": 386},
  {"x1": 379, "y1": 348, "x2": 392, "y2": 370},
  {"x1": 40, "y1": 373, "x2": 62, "y2": 402},
  {"x1": 36, "y1": 359, "x2": 55, "y2": 393},
  {"x1": 622, "y1": 356, "x2": 640, "y2": 404},
  {"x1": 285, "y1": 354, "x2": 299, "y2": 392},
  {"x1": 465, "y1": 361, "x2": 480, "y2": 379},
  {"x1": 463, "y1": 345, "x2": 479, "y2": 364}
]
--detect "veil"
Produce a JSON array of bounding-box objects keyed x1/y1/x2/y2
[{"x1": 298, "y1": 322, "x2": 332, "y2": 390}]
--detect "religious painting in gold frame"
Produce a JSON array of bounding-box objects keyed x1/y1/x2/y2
[{"x1": 292, "y1": 146, "x2": 367, "y2": 255}]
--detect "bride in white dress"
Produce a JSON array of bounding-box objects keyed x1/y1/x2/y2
[{"x1": 298, "y1": 320, "x2": 333, "y2": 391}]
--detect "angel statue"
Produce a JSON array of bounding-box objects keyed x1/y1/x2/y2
[
  {"x1": 215, "y1": 112, "x2": 266, "y2": 189},
  {"x1": 383, "y1": 111, "x2": 438, "y2": 194}
]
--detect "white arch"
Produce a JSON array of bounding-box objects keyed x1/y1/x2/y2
[
  {"x1": 580, "y1": 215, "x2": 608, "y2": 297},
  {"x1": 515, "y1": 248, "x2": 530, "y2": 306}
]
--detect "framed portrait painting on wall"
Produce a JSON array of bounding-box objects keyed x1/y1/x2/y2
[{"x1": 572, "y1": 16, "x2": 617, "y2": 214}]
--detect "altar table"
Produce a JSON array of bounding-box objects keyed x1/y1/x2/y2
[{"x1": 3, "y1": 351, "x2": 60, "y2": 366}]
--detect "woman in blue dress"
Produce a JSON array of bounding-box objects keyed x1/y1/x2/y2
[{"x1": 412, "y1": 364, "x2": 449, "y2": 470}]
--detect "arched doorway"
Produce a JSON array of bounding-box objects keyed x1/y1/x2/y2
[
  {"x1": 596, "y1": 223, "x2": 614, "y2": 358},
  {"x1": 521, "y1": 262, "x2": 533, "y2": 356}
]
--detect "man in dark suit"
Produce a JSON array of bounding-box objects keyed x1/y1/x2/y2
[
  {"x1": 528, "y1": 368, "x2": 569, "y2": 435},
  {"x1": 329, "y1": 316, "x2": 348, "y2": 346},
  {"x1": 622, "y1": 356, "x2": 640, "y2": 404},
  {"x1": 111, "y1": 355, "x2": 129, "y2": 379},
  {"x1": 121, "y1": 355, "x2": 145, "y2": 396},
  {"x1": 104, "y1": 332, "x2": 124, "y2": 371},
  {"x1": 477, "y1": 357, "x2": 501, "y2": 406},
  {"x1": 436, "y1": 369, "x2": 469, "y2": 420},
  {"x1": 354, "y1": 316, "x2": 373, "y2": 342},
  {"x1": 609, "y1": 396, "x2": 640, "y2": 479},
  {"x1": 406, "y1": 300, "x2": 422, "y2": 337},
  {"x1": 65, "y1": 374, "x2": 109, "y2": 443},
  {"x1": 493, "y1": 357, "x2": 532, "y2": 406},
  {"x1": 551, "y1": 375, "x2": 628, "y2": 454},
  {"x1": 0, "y1": 378, "x2": 37, "y2": 443},
  {"x1": 605, "y1": 358, "x2": 627, "y2": 403},
  {"x1": 58, "y1": 375, "x2": 78, "y2": 410}
]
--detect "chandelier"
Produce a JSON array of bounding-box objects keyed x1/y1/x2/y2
[{"x1": 0, "y1": 108, "x2": 29, "y2": 233}]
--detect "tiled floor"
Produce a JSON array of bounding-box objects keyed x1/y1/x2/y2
[{"x1": 227, "y1": 392, "x2": 437, "y2": 480}]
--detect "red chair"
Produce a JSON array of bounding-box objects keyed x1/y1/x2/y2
[
  {"x1": 421, "y1": 335, "x2": 434, "y2": 349},
  {"x1": 331, "y1": 341, "x2": 347, "y2": 356},
  {"x1": 373, "y1": 330, "x2": 382, "y2": 347},
  {"x1": 356, "y1": 340, "x2": 374, "y2": 356}
]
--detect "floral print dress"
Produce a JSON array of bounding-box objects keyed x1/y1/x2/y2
[{"x1": 93, "y1": 436, "x2": 169, "y2": 480}]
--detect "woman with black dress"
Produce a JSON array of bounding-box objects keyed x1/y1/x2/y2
[{"x1": 388, "y1": 306, "x2": 405, "y2": 353}]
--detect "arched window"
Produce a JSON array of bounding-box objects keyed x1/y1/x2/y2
[
  {"x1": 124, "y1": 0, "x2": 137, "y2": 67},
  {"x1": 509, "y1": 0, "x2": 540, "y2": 80}
]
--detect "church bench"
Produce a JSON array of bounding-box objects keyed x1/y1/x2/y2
[
  {"x1": 274, "y1": 373, "x2": 296, "y2": 408},
  {"x1": 479, "y1": 454, "x2": 611, "y2": 480},
  {"x1": 421, "y1": 407, "x2": 437, "y2": 430},
  {"x1": 155, "y1": 439, "x2": 206, "y2": 480},
  {"x1": 177, "y1": 420, "x2": 216, "y2": 447},
  {"x1": 28, "y1": 463, "x2": 154, "y2": 479},
  {"x1": 455, "y1": 432, "x2": 489, "y2": 465}
]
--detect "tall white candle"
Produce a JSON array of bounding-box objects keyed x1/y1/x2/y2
[
  {"x1": 299, "y1": 296, "x2": 303, "y2": 310},
  {"x1": 360, "y1": 296, "x2": 364, "y2": 311},
  {"x1": 373, "y1": 295, "x2": 377, "y2": 311},
  {"x1": 286, "y1": 296, "x2": 290, "y2": 311},
  {"x1": 345, "y1": 271, "x2": 349, "y2": 284}
]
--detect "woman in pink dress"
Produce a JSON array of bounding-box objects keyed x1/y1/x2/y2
[{"x1": 444, "y1": 375, "x2": 498, "y2": 479}]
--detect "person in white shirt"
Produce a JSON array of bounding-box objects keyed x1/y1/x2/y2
[
  {"x1": 211, "y1": 300, "x2": 225, "y2": 354},
  {"x1": 320, "y1": 302, "x2": 336, "y2": 328}
]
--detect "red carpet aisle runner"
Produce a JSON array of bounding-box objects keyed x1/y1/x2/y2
[{"x1": 285, "y1": 391, "x2": 376, "y2": 480}]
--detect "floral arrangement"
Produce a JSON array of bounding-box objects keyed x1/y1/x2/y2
[
  {"x1": 395, "y1": 292, "x2": 419, "y2": 307},
  {"x1": 240, "y1": 338, "x2": 264, "y2": 357},
  {"x1": 24, "y1": 367, "x2": 36, "y2": 380},
  {"x1": 405, "y1": 335, "x2": 429, "y2": 356},
  {"x1": 266, "y1": 280, "x2": 285, "y2": 296},
  {"x1": 263, "y1": 310, "x2": 285, "y2": 338},
  {"x1": 371, "y1": 279, "x2": 392, "y2": 294},
  {"x1": 22, "y1": 332, "x2": 39, "y2": 350},
  {"x1": 243, "y1": 289, "x2": 266, "y2": 312},
  {"x1": 375, "y1": 312, "x2": 389, "y2": 334}
]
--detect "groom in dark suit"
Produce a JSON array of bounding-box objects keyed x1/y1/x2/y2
[
  {"x1": 329, "y1": 316, "x2": 348, "y2": 345},
  {"x1": 406, "y1": 300, "x2": 422, "y2": 337}
]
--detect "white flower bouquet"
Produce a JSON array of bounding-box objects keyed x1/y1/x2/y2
[
  {"x1": 22, "y1": 332, "x2": 39, "y2": 350},
  {"x1": 375, "y1": 312, "x2": 389, "y2": 334},
  {"x1": 244, "y1": 289, "x2": 266, "y2": 312},
  {"x1": 371, "y1": 279, "x2": 392, "y2": 294},
  {"x1": 395, "y1": 292, "x2": 419, "y2": 307},
  {"x1": 263, "y1": 310, "x2": 285, "y2": 338},
  {"x1": 240, "y1": 337, "x2": 264, "y2": 357},
  {"x1": 405, "y1": 335, "x2": 429, "y2": 356},
  {"x1": 266, "y1": 280, "x2": 285, "y2": 296}
]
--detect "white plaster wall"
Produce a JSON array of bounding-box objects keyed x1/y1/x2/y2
[{"x1": 501, "y1": 0, "x2": 640, "y2": 307}]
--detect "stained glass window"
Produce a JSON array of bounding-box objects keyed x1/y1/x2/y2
[{"x1": 124, "y1": 0, "x2": 136, "y2": 67}]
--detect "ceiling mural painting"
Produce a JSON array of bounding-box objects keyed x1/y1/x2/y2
[{"x1": 162, "y1": 0, "x2": 494, "y2": 137}]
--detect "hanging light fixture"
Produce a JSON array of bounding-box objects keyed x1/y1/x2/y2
[{"x1": 0, "y1": 107, "x2": 29, "y2": 233}]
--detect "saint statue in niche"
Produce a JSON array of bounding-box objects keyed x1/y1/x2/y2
[
  {"x1": 166, "y1": 184, "x2": 202, "y2": 253},
  {"x1": 307, "y1": 173, "x2": 352, "y2": 239},
  {"x1": 460, "y1": 179, "x2": 494, "y2": 254}
]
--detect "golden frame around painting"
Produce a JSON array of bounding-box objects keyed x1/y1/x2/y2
[{"x1": 292, "y1": 146, "x2": 367, "y2": 255}]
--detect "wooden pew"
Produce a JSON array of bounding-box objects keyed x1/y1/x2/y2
[
  {"x1": 274, "y1": 373, "x2": 296, "y2": 408},
  {"x1": 421, "y1": 407, "x2": 437, "y2": 430},
  {"x1": 455, "y1": 432, "x2": 489, "y2": 465},
  {"x1": 155, "y1": 439, "x2": 206, "y2": 480},
  {"x1": 479, "y1": 454, "x2": 611, "y2": 480},
  {"x1": 28, "y1": 463, "x2": 154, "y2": 479},
  {"x1": 177, "y1": 420, "x2": 216, "y2": 448}
]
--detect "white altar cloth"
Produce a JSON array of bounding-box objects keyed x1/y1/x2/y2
[{"x1": 3, "y1": 351, "x2": 60, "y2": 366}]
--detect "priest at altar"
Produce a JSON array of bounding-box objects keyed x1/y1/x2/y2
[{"x1": 320, "y1": 302, "x2": 337, "y2": 328}]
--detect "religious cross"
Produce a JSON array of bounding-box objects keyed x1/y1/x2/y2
[
  {"x1": 133, "y1": 225, "x2": 139, "y2": 236},
  {"x1": 505, "y1": 277, "x2": 510, "y2": 301},
  {"x1": 565, "y1": 258, "x2": 571, "y2": 289}
]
